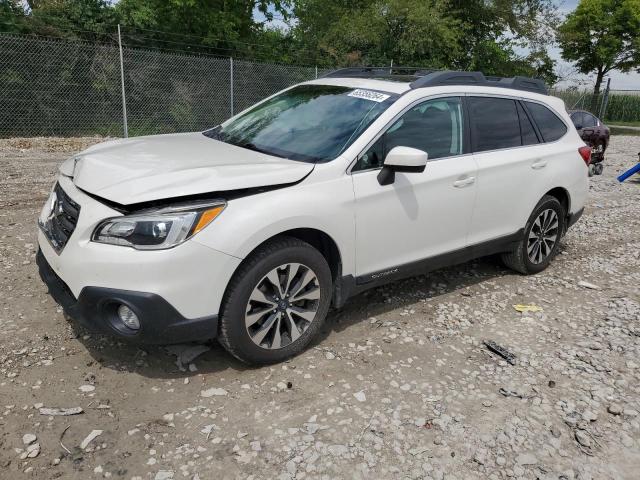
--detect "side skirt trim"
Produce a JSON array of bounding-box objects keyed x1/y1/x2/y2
[{"x1": 333, "y1": 229, "x2": 524, "y2": 307}]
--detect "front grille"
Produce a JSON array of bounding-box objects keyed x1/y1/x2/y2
[{"x1": 40, "y1": 183, "x2": 81, "y2": 253}]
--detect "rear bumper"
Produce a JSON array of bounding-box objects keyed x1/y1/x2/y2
[{"x1": 37, "y1": 249, "x2": 218, "y2": 344}]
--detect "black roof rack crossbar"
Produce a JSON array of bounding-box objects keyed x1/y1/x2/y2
[
  {"x1": 320, "y1": 67, "x2": 548, "y2": 95},
  {"x1": 409, "y1": 70, "x2": 547, "y2": 95}
]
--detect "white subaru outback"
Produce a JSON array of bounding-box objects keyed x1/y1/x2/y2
[{"x1": 37, "y1": 68, "x2": 590, "y2": 364}]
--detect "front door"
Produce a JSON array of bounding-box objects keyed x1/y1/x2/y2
[{"x1": 351, "y1": 96, "x2": 477, "y2": 281}]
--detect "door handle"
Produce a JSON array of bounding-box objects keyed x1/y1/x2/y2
[
  {"x1": 453, "y1": 176, "x2": 475, "y2": 188},
  {"x1": 531, "y1": 160, "x2": 547, "y2": 170}
]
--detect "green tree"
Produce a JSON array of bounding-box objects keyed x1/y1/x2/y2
[
  {"x1": 467, "y1": 40, "x2": 557, "y2": 85},
  {"x1": 3, "y1": 0, "x2": 119, "y2": 39},
  {"x1": 319, "y1": 0, "x2": 461, "y2": 67},
  {"x1": 449, "y1": 0, "x2": 558, "y2": 71},
  {"x1": 557, "y1": 0, "x2": 640, "y2": 95},
  {"x1": 1, "y1": 0, "x2": 291, "y2": 60},
  {"x1": 292, "y1": 0, "x2": 557, "y2": 80},
  {"x1": 1, "y1": 0, "x2": 562, "y2": 78},
  {"x1": 32, "y1": 0, "x2": 118, "y2": 38},
  {"x1": 0, "y1": 0, "x2": 29, "y2": 32},
  {"x1": 116, "y1": 0, "x2": 290, "y2": 58}
]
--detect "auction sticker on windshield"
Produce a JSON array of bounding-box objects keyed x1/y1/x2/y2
[{"x1": 348, "y1": 89, "x2": 391, "y2": 103}]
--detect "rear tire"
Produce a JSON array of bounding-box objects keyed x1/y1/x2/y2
[
  {"x1": 218, "y1": 236, "x2": 332, "y2": 365},
  {"x1": 594, "y1": 162, "x2": 604, "y2": 175},
  {"x1": 502, "y1": 195, "x2": 566, "y2": 275}
]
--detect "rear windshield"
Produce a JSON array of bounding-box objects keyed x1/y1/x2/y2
[{"x1": 204, "y1": 84, "x2": 396, "y2": 162}]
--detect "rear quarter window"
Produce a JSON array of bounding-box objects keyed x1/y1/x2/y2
[{"x1": 525, "y1": 102, "x2": 567, "y2": 142}]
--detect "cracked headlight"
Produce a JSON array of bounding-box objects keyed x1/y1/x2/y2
[{"x1": 92, "y1": 201, "x2": 225, "y2": 250}]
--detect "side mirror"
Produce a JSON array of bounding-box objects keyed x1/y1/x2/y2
[
  {"x1": 377, "y1": 146, "x2": 428, "y2": 186},
  {"x1": 575, "y1": 124, "x2": 583, "y2": 130}
]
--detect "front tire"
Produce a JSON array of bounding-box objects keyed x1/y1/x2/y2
[
  {"x1": 218, "y1": 236, "x2": 332, "y2": 365},
  {"x1": 502, "y1": 195, "x2": 566, "y2": 275}
]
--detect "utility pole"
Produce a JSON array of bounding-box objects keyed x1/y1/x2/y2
[{"x1": 117, "y1": 24, "x2": 128, "y2": 138}]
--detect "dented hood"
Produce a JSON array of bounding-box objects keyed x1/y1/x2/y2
[{"x1": 61, "y1": 132, "x2": 314, "y2": 205}]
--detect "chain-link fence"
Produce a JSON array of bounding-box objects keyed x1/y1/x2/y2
[
  {"x1": 0, "y1": 33, "x2": 325, "y2": 138},
  {"x1": 550, "y1": 89, "x2": 609, "y2": 118},
  {"x1": 3, "y1": 32, "x2": 639, "y2": 138},
  {"x1": 550, "y1": 87, "x2": 640, "y2": 123}
]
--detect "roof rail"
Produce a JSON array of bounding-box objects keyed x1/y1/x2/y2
[
  {"x1": 320, "y1": 67, "x2": 548, "y2": 95},
  {"x1": 409, "y1": 70, "x2": 547, "y2": 95},
  {"x1": 321, "y1": 66, "x2": 433, "y2": 78}
]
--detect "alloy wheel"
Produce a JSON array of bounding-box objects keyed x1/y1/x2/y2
[
  {"x1": 244, "y1": 263, "x2": 320, "y2": 349},
  {"x1": 527, "y1": 208, "x2": 559, "y2": 264}
]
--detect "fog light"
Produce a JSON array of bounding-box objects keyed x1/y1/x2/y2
[{"x1": 117, "y1": 304, "x2": 140, "y2": 330}]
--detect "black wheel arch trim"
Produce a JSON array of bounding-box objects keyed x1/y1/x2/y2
[
  {"x1": 566, "y1": 207, "x2": 584, "y2": 231},
  {"x1": 227, "y1": 228, "x2": 345, "y2": 310}
]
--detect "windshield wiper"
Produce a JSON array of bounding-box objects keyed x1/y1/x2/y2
[
  {"x1": 204, "y1": 129, "x2": 282, "y2": 157},
  {"x1": 206, "y1": 132, "x2": 313, "y2": 162},
  {"x1": 239, "y1": 142, "x2": 286, "y2": 158}
]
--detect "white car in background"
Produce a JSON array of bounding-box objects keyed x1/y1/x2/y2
[{"x1": 37, "y1": 68, "x2": 590, "y2": 364}]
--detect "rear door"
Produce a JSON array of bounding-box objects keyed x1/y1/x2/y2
[{"x1": 467, "y1": 96, "x2": 547, "y2": 245}]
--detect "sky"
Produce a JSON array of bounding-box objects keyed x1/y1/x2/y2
[{"x1": 256, "y1": 0, "x2": 639, "y2": 91}]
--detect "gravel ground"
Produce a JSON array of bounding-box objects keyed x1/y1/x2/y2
[{"x1": 1, "y1": 135, "x2": 639, "y2": 480}]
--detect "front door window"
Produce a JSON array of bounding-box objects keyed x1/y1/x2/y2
[{"x1": 354, "y1": 97, "x2": 464, "y2": 171}]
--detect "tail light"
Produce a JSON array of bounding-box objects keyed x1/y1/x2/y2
[{"x1": 578, "y1": 146, "x2": 591, "y2": 165}]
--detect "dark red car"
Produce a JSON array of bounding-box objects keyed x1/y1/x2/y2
[{"x1": 568, "y1": 110, "x2": 610, "y2": 175}]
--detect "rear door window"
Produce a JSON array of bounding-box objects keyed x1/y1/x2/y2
[
  {"x1": 571, "y1": 112, "x2": 585, "y2": 129},
  {"x1": 469, "y1": 97, "x2": 521, "y2": 152},
  {"x1": 582, "y1": 113, "x2": 597, "y2": 127},
  {"x1": 524, "y1": 102, "x2": 568, "y2": 142},
  {"x1": 517, "y1": 102, "x2": 539, "y2": 145}
]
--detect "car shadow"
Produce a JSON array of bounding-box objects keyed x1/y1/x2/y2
[
  {"x1": 72, "y1": 254, "x2": 514, "y2": 379},
  {"x1": 313, "y1": 254, "x2": 510, "y2": 346},
  {"x1": 72, "y1": 325, "x2": 246, "y2": 378}
]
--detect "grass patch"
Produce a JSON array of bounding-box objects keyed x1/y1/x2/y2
[{"x1": 607, "y1": 120, "x2": 640, "y2": 127}]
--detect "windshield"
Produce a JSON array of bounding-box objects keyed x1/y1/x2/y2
[{"x1": 204, "y1": 84, "x2": 396, "y2": 162}]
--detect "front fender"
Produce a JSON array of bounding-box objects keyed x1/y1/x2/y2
[{"x1": 192, "y1": 175, "x2": 356, "y2": 276}]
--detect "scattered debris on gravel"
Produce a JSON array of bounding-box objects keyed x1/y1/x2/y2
[{"x1": 1, "y1": 136, "x2": 639, "y2": 479}]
